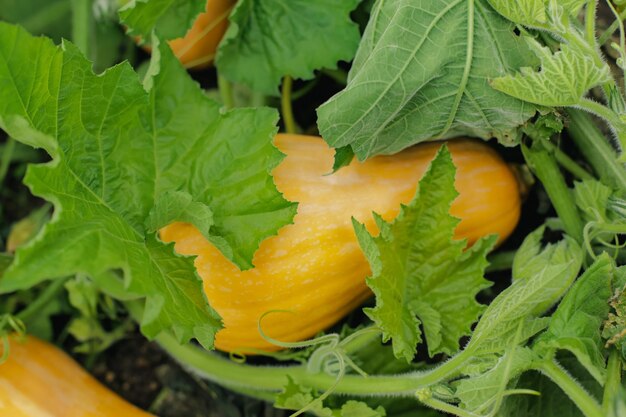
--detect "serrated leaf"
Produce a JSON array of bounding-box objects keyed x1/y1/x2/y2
[
  {"x1": 534, "y1": 254, "x2": 613, "y2": 384},
  {"x1": 0, "y1": 23, "x2": 296, "y2": 348},
  {"x1": 456, "y1": 347, "x2": 535, "y2": 412},
  {"x1": 492, "y1": 37, "x2": 612, "y2": 107},
  {"x1": 317, "y1": 0, "x2": 537, "y2": 161},
  {"x1": 216, "y1": 0, "x2": 361, "y2": 95},
  {"x1": 354, "y1": 145, "x2": 496, "y2": 362},
  {"x1": 119, "y1": 0, "x2": 206, "y2": 40},
  {"x1": 468, "y1": 229, "x2": 583, "y2": 355}
]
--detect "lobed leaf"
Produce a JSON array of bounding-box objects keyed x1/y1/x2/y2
[
  {"x1": 354, "y1": 145, "x2": 496, "y2": 362},
  {"x1": 216, "y1": 0, "x2": 361, "y2": 95},
  {"x1": 0, "y1": 23, "x2": 296, "y2": 348}
]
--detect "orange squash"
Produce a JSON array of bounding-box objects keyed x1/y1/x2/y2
[
  {"x1": 139, "y1": 0, "x2": 235, "y2": 69},
  {"x1": 160, "y1": 135, "x2": 522, "y2": 353},
  {"x1": 0, "y1": 336, "x2": 153, "y2": 417}
]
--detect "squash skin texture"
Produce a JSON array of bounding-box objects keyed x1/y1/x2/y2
[
  {"x1": 160, "y1": 135, "x2": 521, "y2": 353},
  {"x1": 170, "y1": 0, "x2": 234, "y2": 69},
  {"x1": 0, "y1": 336, "x2": 153, "y2": 417}
]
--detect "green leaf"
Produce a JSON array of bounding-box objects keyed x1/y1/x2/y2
[
  {"x1": 492, "y1": 37, "x2": 612, "y2": 107},
  {"x1": 317, "y1": 0, "x2": 537, "y2": 161},
  {"x1": 216, "y1": 0, "x2": 361, "y2": 95},
  {"x1": 485, "y1": 0, "x2": 547, "y2": 26},
  {"x1": 468, "y1": 229, "x2": 583, "y2": 355},
  {"x1": 534, "y1": 254, "x2": 613, "y2": 384},
  {"x1": 456, "y1": 347, "x2": 536, "y2": 413},
  {"x1": 0, "y1": 23, "x2": 296, "y2": 348},
  {"x1": 275, "y1": 377, "x2": 386, "y2": 417},
  {"x1": 573, "y1": 180, "x2": 613, "y2": 223},
  {"x1": 119, "y1": 0, "x2": 206, "y2": 40},
  {"x1": 145, "y1": 191, "x2": 214, "y2": 240},
  {"x1": 354, "y1": 145, "x2": 496, "y2": 362}
]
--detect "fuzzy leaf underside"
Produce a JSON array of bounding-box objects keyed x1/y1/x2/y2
[
  {"x1": 491, "y1": 38, "x2": 611, "y2": 107},
  {"x1": 0, "y1": 23, "x2": 296, "y2": 348},
  {"x1": 317, "y1": 0, "x2": 538, "y2": 160},
  {"x1": 216, "y1": 0, "x2": 361, "y2": 95},
  {"x1": 355, "y1": 146, "x2": 496, "y2": 362}
]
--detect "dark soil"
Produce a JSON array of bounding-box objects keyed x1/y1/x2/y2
[{"x1": 89, "y1": 333, "x2": 288, "y2": 417}]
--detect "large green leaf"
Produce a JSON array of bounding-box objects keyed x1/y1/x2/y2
[
  {"x1": 0, "y1": 24, "x2": 296, "y2": 348},
  {"x1": 119, "y1": 0, "x2": 206, "y2": 40},
  {"x1": 216, "y1": 0, "x2": 361, "y2": 95},
  {"x1": 317, "y1": 0, "x2": 537, "y2": 161},
  {"x1": 353, "y1": 145, "x2": 496, "y2": 362}
]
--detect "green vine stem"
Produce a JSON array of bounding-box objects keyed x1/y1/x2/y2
[
  {"x1": 218, "y1": 74, "x2": 235, "y2": 110},
  {"x1": 0, "y1": 137, "x2": 15, "y2": 186},
  {"x1": 522, "y1": 143, "x2": 584, "y2": 242},
  {"x1": 540, "y1": 139, "x2": 595, "y2": 181},
  {"x1": 603, "y1": 349, "x2": 622, "y2": 414},
  {"x1": 576, "y1": 98, "x2": 626, "y2": 142},
  {"x1": 154, "y1": 330, "x2": 472, "y2": 398},
  {"x1": 71, "y1": 0, "x2": 93, "y2": 59},
  {"x1": 537, "y1": 360, "x2": 604, "y2": 417},
  {"x1": 16, "y1": 277, "x2": 69, "y2": 324},
  {"x1": 599, "y1": 6, "x2": 626, "y2": 45},
  {"x1": 566, "y1": 109, "x2": 626, "y2": 193},
  {"x1": 281, "y1": 76, "x2": 298, "y2": 134}
]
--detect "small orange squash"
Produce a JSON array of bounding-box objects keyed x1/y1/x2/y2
[
  {"x1": 160, "y1": 135, "x2": 522, "y2": 353},
  {"x1": 0, "y1": 336, "x2": 153, "y2": 417},
  {"x1": 138, "y1": 0, "x2": 235, "y2": 69}
]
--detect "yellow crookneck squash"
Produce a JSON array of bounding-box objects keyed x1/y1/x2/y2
[
  {"x1": 0, "y1": 336, "x2": 153, "y2": 417},
  {"x1": 160, "y1": 134, "x2": 522, "y2": 353}
]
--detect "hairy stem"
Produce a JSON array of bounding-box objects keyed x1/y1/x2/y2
[
  {"x1": 281, "y1": 76, "x2": 297, "y2": 134},
  {"x1": 599, "y1": 6, "x2": 626, "y2": 45},
  {"x1": 537, "y1": 360, "x2": 604, "y2": 417},
  {"x1": 17, "y1": 278, "x2": 69, "y2": 324},
  {"x1": 218, "y1": 74, "x2": 235, "y2": 109},
  {"x1": 71, "y1": 0, "x2": 93, "y2": 59},
  {"x1": 155, "y1": 331, "x2": 470, "y2": 397},
  {"x1": 541, "y1": 139, "x2": 595, "y2": 180},
  {"x1": 0, "y1": 137, "x2": 15, "y2": 186},
  {"x1": 522, "y1": 143, "x2": 584, "y2": 242},
  {"x1": 566, "y1": 109, "x2": 626, "y2": 193},
  {"x1": 603, "y1": 349, "x2": 622, "y2": 414}
]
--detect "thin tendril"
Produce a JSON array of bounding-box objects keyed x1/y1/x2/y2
[{"x1": 289, "y1": 352, "x2": 346, "y2": 417}]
